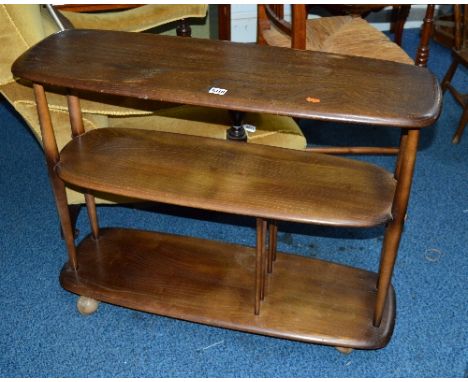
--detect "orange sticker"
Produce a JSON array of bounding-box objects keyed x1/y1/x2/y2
[{"x1": 306, "y1": 97, "x2": 320, "y2": 103}]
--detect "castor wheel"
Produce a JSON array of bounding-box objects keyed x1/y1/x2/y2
[
  {"x1": 336, "y1": 346, "x2": 354, "y2": 354},
  {"x1": 77, "y1": 296, "x2": 99, "y2": 315}
]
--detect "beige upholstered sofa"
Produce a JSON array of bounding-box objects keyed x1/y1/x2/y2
[{"x1": 1, "y1": 4, "x2": 306, "y2": 205}]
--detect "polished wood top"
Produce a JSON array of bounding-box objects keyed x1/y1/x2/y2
[
  {"x1": 57, "y1": 128, "x2": 396, "y2": 227},
  {"x1": 12, "y1": 29, "x2": 441, "y2": 128}
]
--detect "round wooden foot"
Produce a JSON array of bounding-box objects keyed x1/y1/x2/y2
[
  {"x1": 335, "y1": 346, "x2": 354, "y2": 354},
  {"x1": 77, "y1": 296, "x2": 99, "y2": 315}
]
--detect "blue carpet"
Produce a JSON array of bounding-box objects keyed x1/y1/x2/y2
[{"x1": 0, "y1": 29, "x2": 466, "y2": 377}]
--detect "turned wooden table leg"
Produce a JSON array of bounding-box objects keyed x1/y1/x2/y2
[
  {"x1": 34, "y1": 84, "x2": 78, "y2": 270},
  {"x1": 84, "y1": 193, "x2": 99, "y2": 239},
  {"x1": 67, "y1": 94, "x2": 100, "y2": 239},
  {"x1": 60, "y1": 204, "x2": 81, "y2": 239},
  {"x1": 267, "y1": 220, "x2": 277, "y2": 273},
  {"x1": 374, "y1": 129, "x2": 420, "y2": 327},
  {"x1": 255, "y1": 218, "x2": 267, "y2": 314},
  {"x1": 260, "y1": 219, "x2": 268, "y2": 301}
]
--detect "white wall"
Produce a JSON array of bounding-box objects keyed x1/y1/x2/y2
[{"x1": 230, "y1": 4, "x2": 434, "y2": 43}]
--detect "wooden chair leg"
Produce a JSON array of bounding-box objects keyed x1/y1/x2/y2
[
  {"x1": 218, "y1": 4, "x2": 231, "y2": 40},
  {"x1": 452, "y1": 105, "x2": 468, "y2": 144},
  {"x1": 392, "y1": 5, "x2": 410, "y2": 46},
  {"x1": 441, "y1": 59, "x2": 459, "y2": 93}
]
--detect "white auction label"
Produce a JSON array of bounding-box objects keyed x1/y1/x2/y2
[{"x1": 208, "y1": 87, "x2": 228, "y2": 95}]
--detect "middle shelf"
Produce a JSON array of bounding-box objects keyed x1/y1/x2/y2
[{"x1": 57, "y1": 128, "x2": 396, "y2": 227}]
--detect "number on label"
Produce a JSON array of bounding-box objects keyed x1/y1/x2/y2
[{"x1": 209, "y1": 87, "x2": 228, "y2": 95}]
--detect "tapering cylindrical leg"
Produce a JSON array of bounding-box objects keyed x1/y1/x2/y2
[
  {"x1": 394, "y1": 130, "x2": 407, "y2": 180},
  {"x1": 67, "y1": 94, "x2": 100, "y2": 239},
  {"x1": 374, "y1": 129, "x2": 420, "y2": 327},
  {"x1": 441, "y1": 59, "x2": 459, "y2": 94},
  {"x1": 255, "y1": 218, "x2": 266, "y2": 315},
  {"x1": 260, "y1": 219, "x2": 268, "y2": 301},
  {"x1": 374, "y1": 220, "x2": 404, "y2": 327},
  {"x1": 34, "y1": 84, "x2": 78, "y2": 270},
  {"x1": 84, "y1": 193, "x2": 99, "y2": 239},
  {"x1": 452, "y1": 106, "x2": 467, "y2": 144},
  {"x1": 267, "y1": 220, "x2": 277, "y2": 273}
]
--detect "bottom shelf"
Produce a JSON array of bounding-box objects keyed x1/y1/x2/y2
[{"x1": 60, "y1": 228, "x2": 395, "y2": 349}]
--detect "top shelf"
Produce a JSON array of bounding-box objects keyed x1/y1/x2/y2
[{"x1": 12, "y1": 29, "x2": 441, "y2": 128}]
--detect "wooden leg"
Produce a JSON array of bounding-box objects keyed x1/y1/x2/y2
[
  {"x1": 255, "y1": 218, "x2": 266, "y2": 315},
  {"x1": 267, "y1": 220, "x2": 277, "y2": 273},
  {"x1": 260, "y1": 219, "x2": 268, "y2": 301},
  {"x1": 441, "y1": 59, "x2": 459, "y2": 94},
  {"x1": 452, "y1": 105, "x2": 468, "y2": 144},
  {"x1": 176, "y1": 18, "x2": 192, "y2": 37},
  {"x1": 34, "y1": 84, "x2": 78, "y2": 270},
  {"x1": 84, "y1": 193, "x2": 99, "y2": 239},
  {"x1": 51, "y1": 176, "x2": 79, "y2": 270},
  {"x1": 374, "y1": 129, "x2": 420, "y2": 327},
  {"x1": 60, "y1": 204, "x2": 81, "y2": 239},
  {"x1": 67, "y1": 94, "x2": 100, "y2": 239},
  {"x1": 374, "y1": 220, "x2": 404, "y2": 327},
  {"x1": 218, "y1": 4, "x2": 231, "y2": 40},
  {"x1": 394, "y1": 130, "x2": 407, "y2": 180},
  {"x1": 392, "y1": 5, "x2": 410, "y2": 46}
]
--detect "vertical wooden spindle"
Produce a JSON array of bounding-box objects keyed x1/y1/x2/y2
[
  {"x1": 255, "y1": 218, "x2": 266, "y2": 315},
  {"x1": 34, "y1": 84, "x2": 77, "y2": 270},
  {"x1": 267, "y1": 220, "x2": 278, "y2": 273},
  {"x1": 260, "y1": 219, "x2": 268, "y2": 301},
  {"x1": 374, "y1": 129, "x2": 420, "y2": 327},
  {"x1": 67, "y1": 93, "x2": 100, "y2": 239},
  {"x1": 414, "y1": 5, "x2": 435, "y2": 68},
  {"x1": 394, "y1": 129, "x2": 408, "y2": 180}
]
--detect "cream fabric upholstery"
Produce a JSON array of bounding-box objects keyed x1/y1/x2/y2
[
  {"x1": 60, "y1": 5, "x2": 208, "y2": 32},
  {"x1": 0, "y1": 4, "x2": 307, "y2": 204},
  {"x1": 263, "y1": 15, "x2": 414, "y2": 65}
]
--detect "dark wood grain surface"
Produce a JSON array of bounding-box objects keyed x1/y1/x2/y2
[
  {"x1": 61, "y1": 228, "x2": 395, "y2": 349},
  {"x1": 57, "y1": 128, "x2": 396, "y2": 227},
  {"x1": 12, "y1": 29, "x2": 441, "y2": 128}
]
